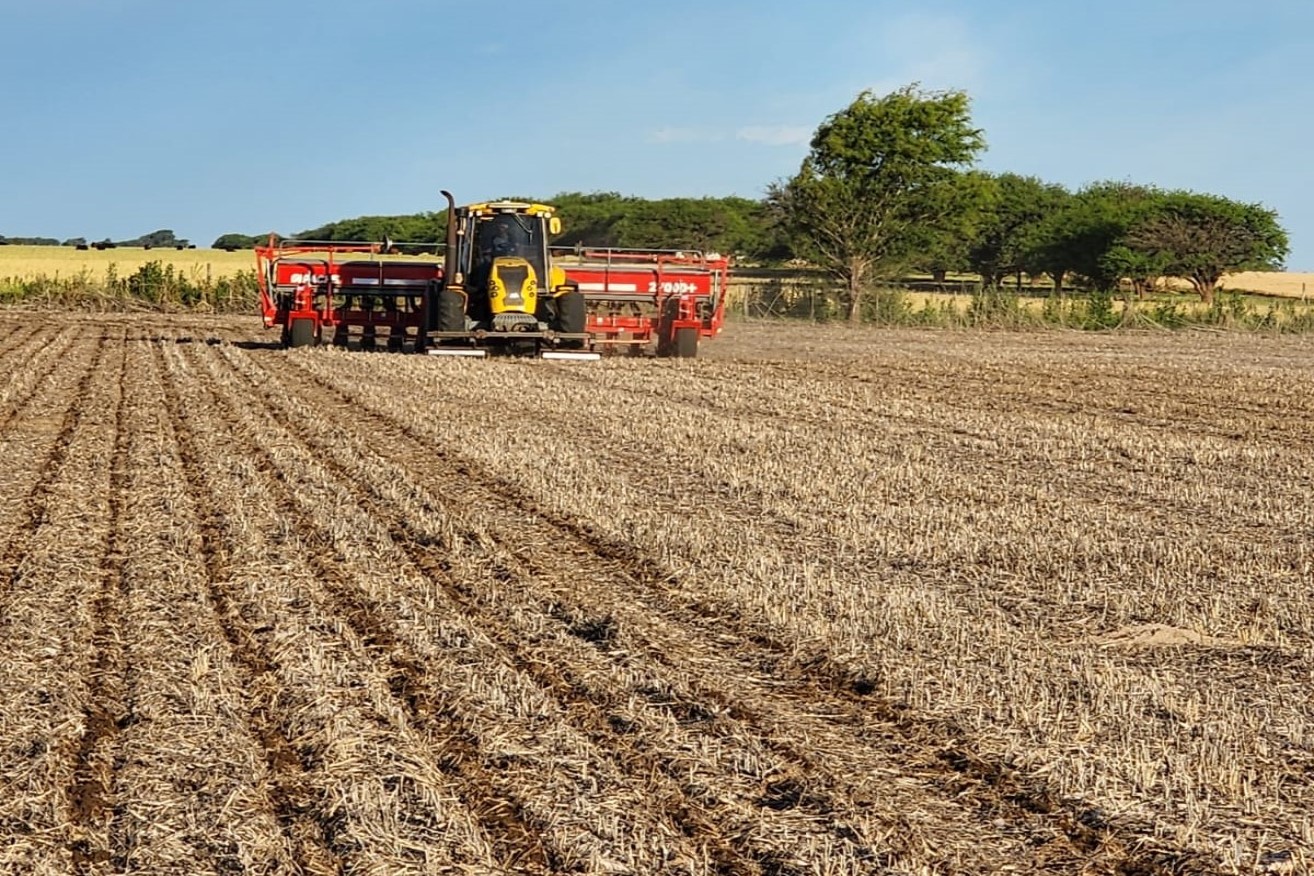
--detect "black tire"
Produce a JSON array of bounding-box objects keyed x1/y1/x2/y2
[
  {"x1": 553, "y1": 289, "x2": 587, "y2": 348},
  {"x1": 434, "y1": 288, "x2": 467, "y2": 333},
  {"x1": 674, "y1": 326, "x2": 699, "y2": 358},
  {"x1": 656, "y1": 296, "x2": 679, "y2": 357},
  {"x1": 288, "y1": 318, "x2": 316, "y2": 348}
]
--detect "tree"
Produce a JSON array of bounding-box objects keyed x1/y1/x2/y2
[
  {"x1": 212, "y1": 233, "x2": 261, "y2": 251},
  {"x1": 295, "y1": 212, "x2": 446, "y2": 244},
  {"x1": 544, "y1": 192, "x2": 776, "y2": 258},
  {"x1": 1121, "y1": 192, "x2": 1288, "y2": 303},
  {"x1": 1027, "y1": 181, "x2": 1162, "y2": 292},
  {"x1": 909, "y1": 169, "x2": 993, "y2": 285},
  {"x1": 770, "y1": 85, "x2": 985, "y2": 321},
  {"x1": 136, "y1": 229, "x2": 181, "y2": 248},
  {"x1": 0, "y1": 235, "x2": 60, "y2": 246},
  {"x1": 1098, "y1": 243, "x2": 1172, "y2": 299},
  {"x1": 967, "y1": 173, "x2": 1070, "y2": 288}
]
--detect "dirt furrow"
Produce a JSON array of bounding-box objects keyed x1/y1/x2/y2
[
  {"x1": 0, "y1": 318, "x2": 32, "y2": 345},
  {"x1": 66, "y1": 329, "x2": 130, "y2": 874},
  {"x1": 280, "y1": 349, "x2": 1217, "y2": 876},
  {"x1": 68, "y1": 338, "x2": 297, "y2": 874},
  {"x1": 156, "y1": 342, "x2": 502, "y2": 874},
  {"x1": 0, "y1": 319, "x2": 46, "y2": 363}
]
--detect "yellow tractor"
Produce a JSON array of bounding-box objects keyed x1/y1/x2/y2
[{"x1": 429, "y1": 191, "x2": 595, "y2": 359}]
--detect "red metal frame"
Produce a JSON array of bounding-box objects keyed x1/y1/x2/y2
[
  {"x1": 558, "y1": 248, "x2": 730, "y2": 351},
  {"x1": 256, "y1": 236, "x2": 441, "y2": 343}
]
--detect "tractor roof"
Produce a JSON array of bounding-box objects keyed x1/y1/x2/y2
[{"x1": 462, "y1": 201, "x2": 556, "y2": 217}]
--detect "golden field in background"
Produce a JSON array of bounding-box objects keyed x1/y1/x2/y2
[
  {"x1": 1, "y1": 244, "x2": 1311, "y2": 298},
  {"x1": 0, "y1": 245, "x2": 256, "y2": 281}
]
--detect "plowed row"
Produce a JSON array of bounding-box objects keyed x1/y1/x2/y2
[{"x1": 0, "y1": 314, "x2": 1310, "y2": 875}]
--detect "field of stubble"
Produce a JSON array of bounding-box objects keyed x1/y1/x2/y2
[{"x1": 0, "y1": 313, "x2": 1310, "y2": 875}]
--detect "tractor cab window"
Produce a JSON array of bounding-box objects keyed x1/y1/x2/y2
[{"x1": 476, "y1": 214, "x2": 540, "y2": 263}]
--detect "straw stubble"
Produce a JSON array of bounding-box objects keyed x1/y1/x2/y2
[{"x1": 0, "y1": 313, "x2": 1309, "y2": 875}]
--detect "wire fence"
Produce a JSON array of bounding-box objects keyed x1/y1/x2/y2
[{"x1": 724, "y1": 270, "x2": 1314, "y2": 332}]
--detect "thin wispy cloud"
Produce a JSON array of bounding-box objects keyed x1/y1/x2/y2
[
  {"x1": 650, "y1": 127, "x2": 724, "y2": 144},
  {"x1": 651, "y1": 125, "x2": 809, "y2": 146}
]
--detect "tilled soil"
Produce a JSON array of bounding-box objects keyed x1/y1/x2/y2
[{"x1": 0, "y1": 313, "x2": 1310, "y2": 875}]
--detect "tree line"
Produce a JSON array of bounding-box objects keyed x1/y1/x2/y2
[
  {"x1": 212, "y1": 193, "x2": 782, "y2": 257},
  {"x1": 769, "y1": 87, "x2": 1287, "y2": 319},
  {"x1": 0, "y1": 230, "x2": 194, "y2": 250}
]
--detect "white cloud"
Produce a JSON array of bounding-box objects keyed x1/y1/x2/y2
[
  {"x1": 650, "y1": 127, "x2": 724, "y2": 144},
  {"x1": 735, "y1": 125, "x2": 811, "y2": 146}
]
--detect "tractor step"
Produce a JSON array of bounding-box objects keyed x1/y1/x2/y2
[
  {"x1": 426, "y1": 348, "x2": 488, "y2": 358},
  {"x1": 540, "y1": 350, "x2": 602, "y2": 362}
]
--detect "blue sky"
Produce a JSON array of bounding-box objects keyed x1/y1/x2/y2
[{"x1": 2, "y1": 0, "x2": 1312, "y2": 266}]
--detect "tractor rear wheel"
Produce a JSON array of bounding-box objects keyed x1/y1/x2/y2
[
  {"x1": 674, "y1": 326, "x2": 699, "y2": 358},
  {"x1": 288, "y1": 318, "x2": 317, "y2": 348},
  {"x1": 553, "y1": 289, "x2": 587, "y2": 348},
  {"x1": 434, "y1": 289, "x2": 467, "y2": 334}
]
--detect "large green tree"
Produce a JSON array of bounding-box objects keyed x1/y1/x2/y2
[
  {"x1": 769, "y1": 86, "x2": 985, "y2": 321},
  {"x1": 1121, "y1": 192, "x2": 1288, "y2": 303}
]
